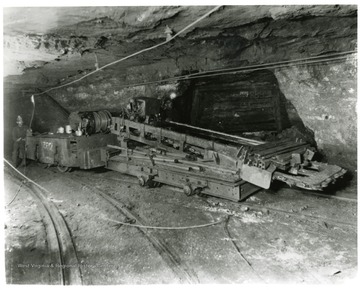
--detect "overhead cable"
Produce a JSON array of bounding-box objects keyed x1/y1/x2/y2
[
  {"x1": 112, "y1": 52, "x2": 354, "y2": 89},
  {"x1": 187, "y1": 50, "x2": 357, "y2": 77},
  {"x1": 32, "y1": 6, "x2": 222, "y2": 97}
]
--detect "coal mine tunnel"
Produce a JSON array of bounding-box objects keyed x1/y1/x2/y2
[{"x1": 3, "y1": 5, "x2": 358, "y2": 284}]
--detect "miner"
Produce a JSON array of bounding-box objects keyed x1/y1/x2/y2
[
  {"x1": 12, "y1": 115, "x2": 30, "y2": 167},
  {"x1": 161, "y1": 92, "x2": 179, "y2": 122}
]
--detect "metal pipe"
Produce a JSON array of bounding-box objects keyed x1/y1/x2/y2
[{"x1": 167, "y1": 120, "x2": 265, "y2": 146}]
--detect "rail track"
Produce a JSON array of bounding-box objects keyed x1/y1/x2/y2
[
  {"x1": 92, "y1": 174, "x2": 358, "y2": 203},
  {"x1": 5, "y1": 161, "x2": 356, "y2": 283},
  {"x1": 67, "y1": 175, "x2": 200, "y2": 284},
  {"x1": 6, "y1": 163, "x2": 204, "y2": 283},
  {"x1": 4, "y1": 161, "x2": 83, "y2": 285},
  {"x1": 73, "y1": 170, "x2": 355, "y2": 283},
  {"x1": 71, "y1": 171, "x2": 357, "y2": 228}
]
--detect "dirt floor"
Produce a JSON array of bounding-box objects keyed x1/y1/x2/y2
[{"x1": 3, "y1": 161, "x2": 358, "y2": 284}]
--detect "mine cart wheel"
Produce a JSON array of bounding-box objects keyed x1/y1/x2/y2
[
  {"x1": 154, "y1": 181, "x2": 162, "y2": 187},
  {"x1": 57, "y1": 165, "x2": 70, "y2": 173},
  {"x1": 138, "y1": 176, "x2": 147, "y2": 187},
  {"x1": 183, "y1": 184, "x2": 193, "y2": 196},
  {"x1": 194, "y1": 187, "x2": 203, "y2": 195},
  {"x1": 41, "y1": 163, "x2": 51, "y2": 169},
  {"x1": 148, "y1": 180, "x2": 161, "y2": 188}
]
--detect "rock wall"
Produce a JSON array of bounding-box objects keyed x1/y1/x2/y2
[
  {"x1": 3, "y1": 6, "x2": 357, "y2": 174},
  {"x1": 275, "y1": 55, "x2": 357, "y2": 171},
  {"x1": 3, "y1": 88, "x2": 69, "y2": 156}
]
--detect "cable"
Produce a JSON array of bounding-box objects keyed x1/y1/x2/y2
[
  {"x1": 24, "y1": 95, "x2": 35, "y2": 176},
  {"x1": 186, "y1": 50, "x2": 357, "y2": 77},
  {"x1": 4, "y1": 158, "x2": 52, "y2": 196},
  {"x1": 224, "y1": 215, "x2": 264, "y2": 281},
  {"x1": 6, "y1": 181, "x2": 24, "y2": 207},
  {"x1": 28, "y1": 7, "x2": 355, "y2": 97},
  {"x1": 32, "y1": 6, "x2": 222, "y2": 97},
  {"x1": 103, "y1": 217, "x2": 225, "y2": 230},
  {"x1": 23, "y1": 5, "x2": 355, "y2": 97},
  {"x1": 111, "y1": 53, "x2": 354, "y2": 89},
  {"x1": 4, "y1": 158, "x2": 225, "y2": 230},
  {"x1": 179, "y1": 55, "x2": 350, "y2": 81},
  {"x1": 29, "y1": 95, "x2": 35, "y2": 130},
  {"x1": 37, "y1": 49, "x2": 354, "y2": 98}
]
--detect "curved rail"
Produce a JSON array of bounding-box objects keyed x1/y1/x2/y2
[
  {"x1": 4, "y1": 161, "x2": 83, "y2": 285},
  {"x1": 72, "y1": 176, "x2": 200, "y2": 284},
  {"x1": 80, "y1": 173, "x2": 357, "y2": 227}
]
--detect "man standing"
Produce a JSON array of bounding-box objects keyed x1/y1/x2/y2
[
  {"x1": 12, "y1": 115, "x2": 29, "y2": 167},
  {"x1": 161, "y1": 92, "x2": 180, "y2": 122}
]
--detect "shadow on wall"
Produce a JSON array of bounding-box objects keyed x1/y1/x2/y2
[
  {"x1": 3, "y1": 88, "x2": 69, "y2": 157},
  {"x1": 277, "y1": 94, "x2": 317, "y2": 147}
]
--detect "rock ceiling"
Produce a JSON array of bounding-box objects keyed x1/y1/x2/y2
[
  {"x1": 2, "y1": 5, "x2": 358, "y2": 171},
  {"x1": 3, "y1": 5, "x2": 357, "y2": 87}
]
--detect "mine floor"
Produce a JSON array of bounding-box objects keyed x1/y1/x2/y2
[{"x1": 4, "y1": 161, "x2": 358, "y2": 284}]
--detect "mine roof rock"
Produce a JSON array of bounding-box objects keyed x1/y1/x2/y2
[{"x1": 3, "y1": 5, "x2": 356, "y2": 37}]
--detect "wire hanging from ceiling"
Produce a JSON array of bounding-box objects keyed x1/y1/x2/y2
[
  {"x1": 29, "y1": 5, "x2": 357, "y2": 97},
  {"x1": 185, "y1": 50, "x2": 356, "y2": 77},
  {"x1": 111, "y1": 51, "x2": 356, "y2": 89},
  {"x1": 32, "y1": 5, "x2": 222, "y2": 97}
]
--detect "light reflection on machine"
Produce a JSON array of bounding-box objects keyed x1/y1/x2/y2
[
  {"x1": 69, "y1": 110, "x2": 112, "y2": 136},
  {"x1": 126, "y1": 97, "x2": 162, "y2": 124},
  {"x1": 26, "y1": 96, "x2": 347, "y2": 200}
]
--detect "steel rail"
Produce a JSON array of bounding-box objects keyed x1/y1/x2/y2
[
  {"x1": 72, "y1": 177, "x2": 200, "y2": 284},
  {"x1": 4, "y1": 163, "x2": 83, "y2": 285},
  {"x1": 20, "y1": 166, "x2": 200, "y2": 283},
  {"x1": 70, "y1": 171, "x2": 356, "y2": 228}
]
